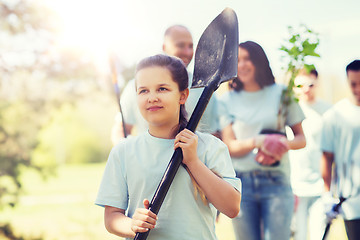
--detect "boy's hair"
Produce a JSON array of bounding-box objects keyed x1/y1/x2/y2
[
  {"x1": 310, "y1": 69, "x2": 318, "y2": 78},
  {"x1": 136, "y1": 54, "x2": 189, "y2": 131},
  {"x1": 346, "y1": 60, "x2": 360, "y2": 74},
  {"x1": 229, "y1": 41, "x2": 275, "y2": 91}
]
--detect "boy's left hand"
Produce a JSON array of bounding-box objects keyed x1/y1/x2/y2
[{"x1": 174, "y1": 129, "x2": 198, "y2": 166}]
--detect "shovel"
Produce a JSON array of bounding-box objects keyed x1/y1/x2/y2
[{"x1": 134, "y1": 7, "x2": 238, "y2": 240}]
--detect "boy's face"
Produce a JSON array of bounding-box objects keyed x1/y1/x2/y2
[
  {"x1": 294, "y1": 75, "x2": 317, "y2": 102},
  {"x1": 347, "y1": 70, "x2": 360, "y2": 106}
]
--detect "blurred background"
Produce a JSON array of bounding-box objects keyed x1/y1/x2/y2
[{"x1": 0, "y1": 0, "x2": 358, "y2": 239}]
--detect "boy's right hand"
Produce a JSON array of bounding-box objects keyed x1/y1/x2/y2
[{"x1": 131, "y1": 199, "x2": 157, "y2": 233}]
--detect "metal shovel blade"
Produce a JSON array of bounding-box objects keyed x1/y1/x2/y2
[{"x1": 192, "y1": 7, "x2": 239, "y2": 88}]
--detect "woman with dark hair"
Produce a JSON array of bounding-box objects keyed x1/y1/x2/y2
[
  {"x1": 96, "y1": 54, "x2": 241, "y2": 240},
  {"x1": 219, "y1": 41, "x2": 306, "y2": 240}
]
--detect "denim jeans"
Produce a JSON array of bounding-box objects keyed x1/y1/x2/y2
[
  {"x1": 344, "y1": 219, "x2": 360, "y2": 240},
  {"x1": 232, "y1": 170, "x2": 294, "y2": 240}
]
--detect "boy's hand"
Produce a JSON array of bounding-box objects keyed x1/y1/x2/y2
[{"x1": 131, "y1": 199, "x2": 157, "y2": 233}]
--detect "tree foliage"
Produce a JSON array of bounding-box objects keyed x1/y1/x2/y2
[
  {"x1": 0, "y1": 1, "x2": 127, "y2": 239},
  {"x1": 33, "y1": 103, "x2": 109, "y2": 166},
  {"x1": 0, "y1": 0, "x2": 102, "y2": 211}
]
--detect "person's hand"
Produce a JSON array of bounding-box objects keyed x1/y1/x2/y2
[
  {"x1": 255, "y1": 149, "x2": 279, "y2": 166},
  {"x1": 131, "y1": 199, "x2": 157, "y2": 234},
  {"x1": 321, "y1": 192, "x2": 340, "y2": 222},
  {"x1": 261, "y1": 134, "x2": 289, "y2": 160},
  {"x1": 174, "y1": 129, "x2": 198, "y2": 166}
]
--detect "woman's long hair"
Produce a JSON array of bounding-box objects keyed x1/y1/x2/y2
[
  {"x1": 136, "y1": 54, "x2": 208, "y2": 204},
  {"x1": 229, "y1": 41, "x2": 275, "y2": 91}
]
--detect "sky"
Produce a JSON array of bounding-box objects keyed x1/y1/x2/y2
[{"x1": 48, "y1": 0, "x2": 360, "y2": 83}]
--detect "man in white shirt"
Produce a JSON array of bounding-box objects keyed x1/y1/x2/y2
[
  {"x1": 289, "y1": 69, "x2": 331, "y2": 240},
  {"x1": 320, "y1": 59, "x2": 360, "y2": 240}
]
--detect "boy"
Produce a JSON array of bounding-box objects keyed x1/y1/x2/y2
[{"x1": 321, "y1": 59, "x2": 360, "y2": 240}]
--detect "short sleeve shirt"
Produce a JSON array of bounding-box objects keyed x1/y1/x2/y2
[
  {"x1": 95, "y1": 131, "x2": 241, "y2": 239},
  {"x1": 218, "y1": 84, "x2": 305, "y2": 175},
  {"x1": 321, "y1": 98, "x2": 360, "y2": 220}
]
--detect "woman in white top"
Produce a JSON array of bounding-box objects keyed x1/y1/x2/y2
[{"x1": 219, "y1": 41, "x2": 306, "y2": 240}]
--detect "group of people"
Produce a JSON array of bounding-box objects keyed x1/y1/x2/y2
[{"x1": 95, "y1": 24, "x2": 360, "y2": 240}]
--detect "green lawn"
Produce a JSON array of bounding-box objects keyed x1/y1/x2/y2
[{"x1": 0, "y1": 163, "x2": 347, "y2": 240}]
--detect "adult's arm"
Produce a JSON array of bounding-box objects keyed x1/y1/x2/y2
[
  {"x1": 321, "y1": 151, "x2": 334, "y2": 192},
  {"x1": 287, "y1": 122, "x2": 306, "y2": 150},
  {"x1": 221, "y1": 124, "x2": 256, "y2": 158}
]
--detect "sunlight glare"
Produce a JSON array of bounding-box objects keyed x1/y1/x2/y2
[{"x1": 49, "y1": 0, "x2": 143, "y2": 68}]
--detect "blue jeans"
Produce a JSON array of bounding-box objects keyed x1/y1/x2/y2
[{"x1": 233, "y1": 170, "x2": 294, "y2": 240}]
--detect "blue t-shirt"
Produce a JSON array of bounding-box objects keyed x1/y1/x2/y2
[
  {"x1": 96, "y1": 131, "x2": 240, "y2": 240},
  {"x1": 218, "y1": 83, "x2": 305, "y2": 175},
  {"x1": 321, "y1": 98, "x2": 360, "y2": 220}
]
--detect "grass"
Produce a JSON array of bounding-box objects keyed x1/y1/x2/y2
[
  {"x1": 0, "y1": 163, "x2": 348, "y2": 240},
  {"x1": 0, "y1": 163, "x2": 116, "y2": 240}
]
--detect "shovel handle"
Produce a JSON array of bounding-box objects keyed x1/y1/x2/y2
[
  {"x1": 321, "y1": 197, "x2": 346, "y2": 240},
  {"x1": 134, "y1": 148, "x2": 183, "y2": 240}
]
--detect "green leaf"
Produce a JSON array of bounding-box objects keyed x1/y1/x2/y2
[
  {"x1": 279, "y1": 24, "x2": 321, "y2": 108},
  {"x1": 289, "y1": 35, "x2": 297, "y2": 43},
  {"x1": 304, "y1": 64, "x2": 315, "y2": 72}
]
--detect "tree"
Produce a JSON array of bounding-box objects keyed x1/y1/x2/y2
[
  {"x1": 0, "y1": 0, "x2": 57, "y2": 210},
  {"x1": 1, "y1": 1, "x2": 110, "y2": 238}
]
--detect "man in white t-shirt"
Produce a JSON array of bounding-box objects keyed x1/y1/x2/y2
[
  {"x1": 111, "y1": 25, "x2": 220, "y2": 144},
  {"x1": 289, "y1": 69, "x2": 331, "y2": 240},
  {"x1": 320, "y1": 60, "x2": 360, "y2": 240}
]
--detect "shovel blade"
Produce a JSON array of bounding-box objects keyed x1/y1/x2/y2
[{"x1": 192, "y1": 8, "x2": 239, "y2": 88}]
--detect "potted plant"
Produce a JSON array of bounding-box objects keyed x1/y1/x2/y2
[{"x1": 260, "y1": 24, "x2": 320, "y2": 166}]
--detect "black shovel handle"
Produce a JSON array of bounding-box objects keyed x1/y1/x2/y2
[
  {"x1": 321, "y1": 196, "x2": 346, "y2": 240},
  {"x1": 134, "y1": 84, "x2": 217, "y2": 240},
  {"x1": 116, "y1": 95, "x2": 127, "y2": 138},
  {"x1": 109, "y1": 55, "x2": 128, "y2": 138}
]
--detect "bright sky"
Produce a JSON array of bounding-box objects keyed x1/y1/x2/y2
[{"x1": 48, "y1": 0, "x2": 360, "y2": 83}]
